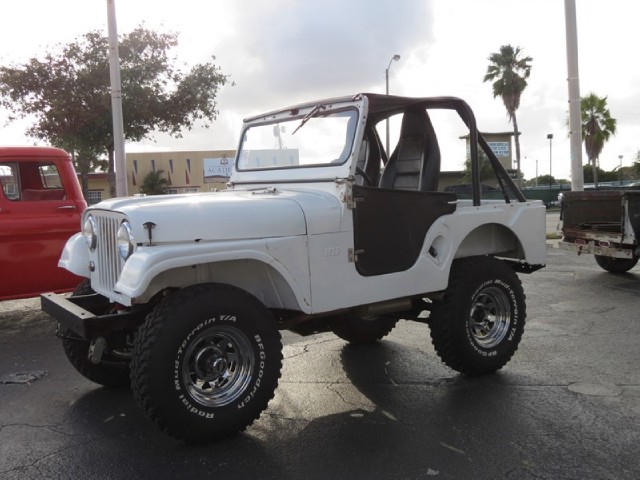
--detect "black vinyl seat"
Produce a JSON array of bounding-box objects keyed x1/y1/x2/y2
[
  {"x1": 379, "y1": 108, "x2": 440, "y2": 191},
  {"x1": 354, "y1": 128, "x2": 383, "y2": 186}
]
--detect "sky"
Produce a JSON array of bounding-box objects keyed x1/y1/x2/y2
[{"x1": 1, "y1": 0, "x2": 639, "y2": 181}]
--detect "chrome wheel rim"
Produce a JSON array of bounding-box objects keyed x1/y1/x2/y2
[
  {"x1": 182, "y1": 325, "x2": 254, "y2": 407},
  {"x1": 468, "y1": 286, "x2": 511, "y2": 348}
]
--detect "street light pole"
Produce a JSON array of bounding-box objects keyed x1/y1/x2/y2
[
  {"x1": 619, "y1": 154, "x2": 623, "y2": 185},
  {"x1": 547, "y1": 133, "x2": 553, "y2": 188},
  {"x1": 385, "y1": 54, "x2": 401, "y2": 154}
]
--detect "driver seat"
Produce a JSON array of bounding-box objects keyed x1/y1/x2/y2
[{"x1": 379, "y1": 108, "x2": 440, "y2": 191}]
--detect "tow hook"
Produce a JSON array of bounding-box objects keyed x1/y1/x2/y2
[{"x1": 88, "y1": 337, "x2": 107, "y2": 364}]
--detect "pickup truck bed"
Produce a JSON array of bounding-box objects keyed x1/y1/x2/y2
[{"x1": 560, "y1": 190, "x2": 640, "y2": 271}]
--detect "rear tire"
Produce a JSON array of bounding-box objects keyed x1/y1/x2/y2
[
  {"x1": 130, "y1": 283, "x2": 282, "y2": 443},
  {"x1": 594, "y1": 255, "x2": 638, "y2": 273},
  {"x1": 428, "y1": 256, "x2": 526, "y2": 376}
]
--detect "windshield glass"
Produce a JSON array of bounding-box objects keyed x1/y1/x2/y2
[{"x1": 237, "y1": 108, "x2": 357, "y2": 171}]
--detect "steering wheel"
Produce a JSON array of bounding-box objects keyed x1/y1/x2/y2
[{"x1": 355, "y1": 167, "x2": 373, "y2": 186}]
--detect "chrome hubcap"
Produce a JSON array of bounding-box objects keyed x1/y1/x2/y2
[
  {"x1": 182, "y1": 325, "x2": 254, "y2": 407},
  {"x1": 468, "y1": 286, "x2": 511, "y2": 348}
]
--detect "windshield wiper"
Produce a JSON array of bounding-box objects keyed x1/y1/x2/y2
[{"x1": 292, "y1": 104, "x2": 326, "y2": 135}]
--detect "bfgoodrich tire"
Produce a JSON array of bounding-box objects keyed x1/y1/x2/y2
[
  {"x1": 428, "y1": 256, "x2": 526, "y2": 376},
  {"x1": 594, "y1": 255, "x2": 638, "y2": 273},
  {"x1": 130, "y1": 283, "x2": 282, "y2": 443}
]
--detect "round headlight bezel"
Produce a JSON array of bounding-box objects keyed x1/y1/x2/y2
[
  {"x1": 116, "y1": 221, "x2": 136, "y2": 261},
  {"x1": 83, "y1": 215, "x2": 97, "y2": 251}
]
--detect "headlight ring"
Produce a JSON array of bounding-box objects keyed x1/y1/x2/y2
[
  {"x1": 83, "y1": 215, "x2": 97, "y2": 251},
  {"x1": 116, "y1": 221, "x2": 136, "y2": 260}
]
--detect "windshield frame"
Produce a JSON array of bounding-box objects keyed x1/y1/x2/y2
[{"x1": 236, "y1": 105, "x2": 359, "y2": 173}]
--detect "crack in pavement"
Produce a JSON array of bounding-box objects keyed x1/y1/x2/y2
[{"x1": 0, "y1": 424, "x2": 99, "y2": 477}]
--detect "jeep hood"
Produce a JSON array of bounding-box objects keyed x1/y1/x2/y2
[{"x1": 90, "y1": 189, "x2": 342, "y2": 243}]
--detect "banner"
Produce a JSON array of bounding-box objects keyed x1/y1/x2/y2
[{"x1": 204, "y1": 156, "x2": 233, "y2": 182}]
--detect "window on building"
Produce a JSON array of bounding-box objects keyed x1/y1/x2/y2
[
  {"x1": 183, "y1": 188, "x2": 199, "y2": 193},
  {"x1": 86, "y1": 190, "x2": 102, "y2": 205}
]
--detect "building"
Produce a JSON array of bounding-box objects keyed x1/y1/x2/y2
[
  {"x1": 459, "y1": 131, "x2": 519, "y2": 181},
  {"x1": 85, "y1": 150, "x2": 235, "y2": 204}
]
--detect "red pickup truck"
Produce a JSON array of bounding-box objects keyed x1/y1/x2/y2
[{"x1": 0, "y1": 146, "x2": 87, "y2": 300}]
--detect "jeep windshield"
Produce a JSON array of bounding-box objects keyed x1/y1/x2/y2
[{"x1": 237, "y1": 107, "x2": 357, "y2": 171}]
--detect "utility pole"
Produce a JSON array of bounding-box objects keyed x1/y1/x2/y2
[
  {"x1": 565, "y1": 0, "x2": 583, "y2": 191},
  {"x1": 107, "y1": 0, "x2": 127, "y2": 197},
  {"x1": 547, "y1": 133, "x2": 553, "y2": 188}
]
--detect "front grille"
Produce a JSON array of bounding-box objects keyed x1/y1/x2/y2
[{"x1": 91, "y1": 212, "x2": 126, "y2": 301}]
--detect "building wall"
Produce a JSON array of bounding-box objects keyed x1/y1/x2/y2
[
  {"x1": 86, "y1": 174, "x2": 110, "y2": 204},
  {"x1": 462, "y1": 132, "x2": 515, "y2": 170},
  {"x1": 127, "y1": 150, "x2": 235, "y2": 195}
]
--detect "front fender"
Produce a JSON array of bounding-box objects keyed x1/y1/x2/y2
[
  {"x1": 115, "y1": 237, "x2": 311, "y2": 311},
  {"x1": 58, "y1": 233, "x2": 90, "y2": 277}
]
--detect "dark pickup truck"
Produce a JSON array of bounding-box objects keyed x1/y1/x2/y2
[{"x1": 559, "y1": 190, "x2": 640, "y2": 273}]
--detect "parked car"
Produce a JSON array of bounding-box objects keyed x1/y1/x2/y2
[
  {"x1": 42, "y1": 93, "x2": 546, "y2": 443},
  {"x1": 560, "y1": 189, "x2": 640, "y2": 272},
  {"x1": 0, "y1": 146, "x2": 86, "y2": 300}
]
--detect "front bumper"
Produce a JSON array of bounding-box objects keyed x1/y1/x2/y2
[{"x1": 41, "y1": 292, "x2": 150, "y2": 340}]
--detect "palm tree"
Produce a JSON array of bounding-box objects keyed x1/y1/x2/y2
[
  {"x1": 581, "y1": 93, "x2": 616, "y2": 188},
  {"x1": 483, "y1": 45, "x2": 533, "y2": 188},
  {"x1": 140, "y1": 169, "x2": 169, "y2": 195}
]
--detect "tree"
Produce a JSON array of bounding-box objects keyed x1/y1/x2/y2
[
  {"x1": 483, "y1": 45, "x2": 532, "y2": 188},
  {"x1": 462, "y1": 151, "x2": 494, "y2": 183},
  {"x1": 140, "y1": 169, "x2": 169, "y2": 195},
  {"x1": 0, "y1": 27, "x2": 229, "y2": 198},
  {"x1": 581, "y1": 93, "x2": 616, "y2": 188},
  {"x1": 536, "y1": 174, "x2": 555, "y2": 187},
  {"x1": 633, "y1": 150, "x2": 640, "y2": 178}
]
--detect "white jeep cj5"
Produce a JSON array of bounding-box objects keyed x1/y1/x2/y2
[{"x1": 42, "y1": 93, "x2": 546, "y2": 443}]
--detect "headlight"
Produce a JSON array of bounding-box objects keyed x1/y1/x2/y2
[
  {"x1": 117, "y1": 221, "x2": 135, "y2": 260},
  {"x1": 83, "y1": 215, "x2": 97, "y2": 251}
]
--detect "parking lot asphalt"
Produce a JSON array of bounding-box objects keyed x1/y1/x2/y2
[{"x1": 1, "y1": 211, "x2": 639, "y2": 480}]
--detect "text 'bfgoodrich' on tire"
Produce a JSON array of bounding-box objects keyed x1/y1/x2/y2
[
  {"x1": 428, "y1": 256, "x2": 526, "y2": 376},
  {"x1": 130, "y1": 283, "x2": 283, "y2": 443}
]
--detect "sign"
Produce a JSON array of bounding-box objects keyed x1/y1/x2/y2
[
  {"x1": 204, "y1": 156, "x2": 233, "y2": 182},
  {"x1": 487, "y1": 141, "x2": 510, "y2": 158}
]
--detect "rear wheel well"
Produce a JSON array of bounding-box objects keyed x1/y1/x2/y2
[{"x1": 455, "y1": 223, "x2": 523, "y2": 260}]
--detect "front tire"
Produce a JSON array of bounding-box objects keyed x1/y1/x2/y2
[
  {"x1": 594, "y1": 255, "x2": 638, "y2": 273},
  {"x1": 130, "y1": 283, "x2": 282, "y2": 443},
  {"x1": 428, "y1": 256, "x2": 526, "y2": 376},
  {"x1": 60, "y1": 280, "x2": 131, "y2": 388}
]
